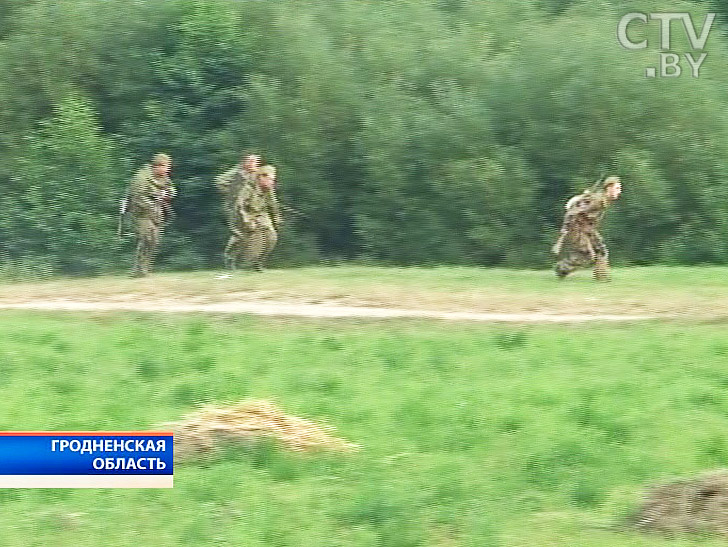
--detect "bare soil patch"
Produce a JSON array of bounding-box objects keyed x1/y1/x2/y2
[{"x1": 0, "y1": 298, "x2": 658, "y2": 322}]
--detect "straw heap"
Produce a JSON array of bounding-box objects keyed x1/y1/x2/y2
[
  {"x1": 165, "y1": 400, "x2": 359, "y2": 461},
  {"x1": 632, "y1": 470, "x2": 728, "y2": 537}
]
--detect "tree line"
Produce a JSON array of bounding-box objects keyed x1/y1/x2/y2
[{"x1": 0, "y1": 0, "x2": 727, "y2": 277}]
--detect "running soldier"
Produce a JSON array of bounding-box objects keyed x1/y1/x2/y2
[
  {"x1": 224, "y1": 165, "x2": 282, "y2": 272},
  {"x1": 128, "y1": 153, "x2": 175, "y2": 277},
  {"x1": 552, "y1": 176, "x2": 622, "y2": 281},
  {"x1": 214, "y1": 153, "x2": 261, "y2": 232}
]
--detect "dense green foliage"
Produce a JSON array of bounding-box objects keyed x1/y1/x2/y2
[
  {"x1": 2, "y1": 311, "x2": 728, "y2": 544},
  {"x1": 1, "y1": 0, "x2": 727, "y2": 274}
]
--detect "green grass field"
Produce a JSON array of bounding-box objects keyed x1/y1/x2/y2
[{"x1": 1, "y1": 309, "x2": 728, "y2": 545}]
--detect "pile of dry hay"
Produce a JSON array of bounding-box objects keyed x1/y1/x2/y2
[
  {"x1": 631, "y1": 470, "x2": 728, "y2": 537},
  {"x1": 165, "y1": 400, "x2": 359, "y2": 461}
]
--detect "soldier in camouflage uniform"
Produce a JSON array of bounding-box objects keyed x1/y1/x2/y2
[
  {"x1": 214, "y1": 153, "x2": 261, "y2": 232},
  {"x1": 552, "y1": 176, "x2": 622, "y2": 281},
  {"x1": 224, "y1": 165, "x2": 282, "y2": 272},
  {"x1": 128, "y1": 153, "x2": 175, "y2": 277}
]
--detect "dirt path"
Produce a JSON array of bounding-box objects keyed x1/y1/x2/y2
[{"x1": 0, "y1": 298, "x2": 659, "y2": 322}]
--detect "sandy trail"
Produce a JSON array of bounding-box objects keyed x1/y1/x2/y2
[{"x1": 0, "y1": 298, "x2": 659, "y2": 322}]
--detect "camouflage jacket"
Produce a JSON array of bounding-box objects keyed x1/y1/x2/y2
[
  {"x1": 214, "y1": 167, "x2": 256, "y2": 207},
  {"x1": 128, "y1": 165, "x2": 176, "y2": 224},
  {"x1": 235, "y1": 181, "x2": 282, "y2": 231},
  {"x1": 561, "y1": 190, "x2": 610, "y2": 234}
]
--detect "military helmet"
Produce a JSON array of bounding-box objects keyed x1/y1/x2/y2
[{"x1": 152, "y1": 153, "x2": 172, "y2": 166}]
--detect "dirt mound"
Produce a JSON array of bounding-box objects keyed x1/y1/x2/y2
[
  {"x1": 166, "y1": 400, "x2": 359, "y2": 461},
  {"x1": 632, "y1": 470, "x2": 728, "y2": 537}
]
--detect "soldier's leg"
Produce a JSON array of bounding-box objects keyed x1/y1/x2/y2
[
  {"x1": 132, "y1": 219, "x2": 156, "y2": 277},
  {"x1": 555, "y1": 242, "x2": 591, "y2": 279},
  {"x1": 224, "y1": 203, "x2": 236, "y2": 233},
  {"x1": 555, "y1": 251, "x2": 581, "y2": 278},
  {"x1": 591, "y1": 233, "x2": 610, "y2": 281},
  {"x1": 259, "y1": 227, "x2": 278, "y2": 270},
  {"x1": 132, "y1": 220, "x2": 143, "y2": 276},
  {"x1": 147, "y1": 224, "x2": 161, "y2": 274},
  {"x1": 244, "y1": 229, "x2": 266, "y2": 272},
  {"x1": 132, "y1": 239, "x2": 146, "y2": 277},
  {"x1": 224, "y1": 230, "x2": 243, "y2": 271}
]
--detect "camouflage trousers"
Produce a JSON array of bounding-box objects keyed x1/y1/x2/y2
[
  {"x1": 222, "y1": 199, "x2": 237, "y2": 233},
  {"x1": 132, "y1": 217, "x2": 162, "y2": 277},
  {"x1": 224, "y1": 221, "x2": 278, "y2": 271},
  {"x1": 555, "y1": 230, "x2": 609, "y2": 280}
]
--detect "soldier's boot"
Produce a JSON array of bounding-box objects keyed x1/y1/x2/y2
[
  {"x1": 224, "y1": 254, "x2": 236, "y2": 272},
  {"x1": 593, "y1": 257, "x2": 610, "y2": 282},
  {"x1": 554, "y1": 261, "x2": 572, "y2": 279},
  {"x1": 132, "y1": 261, "x2": 150, "y2": 277}
]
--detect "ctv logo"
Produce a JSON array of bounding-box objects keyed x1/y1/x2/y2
[{"x1": 617, "y1": 12, "x2": 716, "y2": 78}]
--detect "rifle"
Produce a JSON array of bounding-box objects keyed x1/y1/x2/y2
[
  {"x1": 117, "y1": 195, "x2": 129, "y2": 238},
  {"x1": 585, "y1": 171, "x2": 607, "y2": 194},
  {"x1": 159, "y1": 189, "x2": 175, "y2": 223},
  {"x1": 551, "y1": 230, "x2": 566, "y2": 255},
  {"x1": 280, "y1": 203, "x2": 309, "y2": 219}
]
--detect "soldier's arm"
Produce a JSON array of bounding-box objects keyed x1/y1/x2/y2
[
  {"x1": 237, "y1": 185, "x2": 253, "y2": 228},
  {"x1": 214, "y1": 169, "x2": 235, "y2": 195},
  {"x1": 267, "y1": 190, "x2": 282, "y2": 228},
  {"x1": 160, "y1": 178, "x2": 176, "y2": 221},
  {"x1": 129, "y1": 171, "x2": 155, "y2": 213},
  {"x1": 573, "y1": 194, "x2": 602, "y2": 214},
  {"x1": 562, "y1": 194, "x2": 601, "y2": 229}
]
